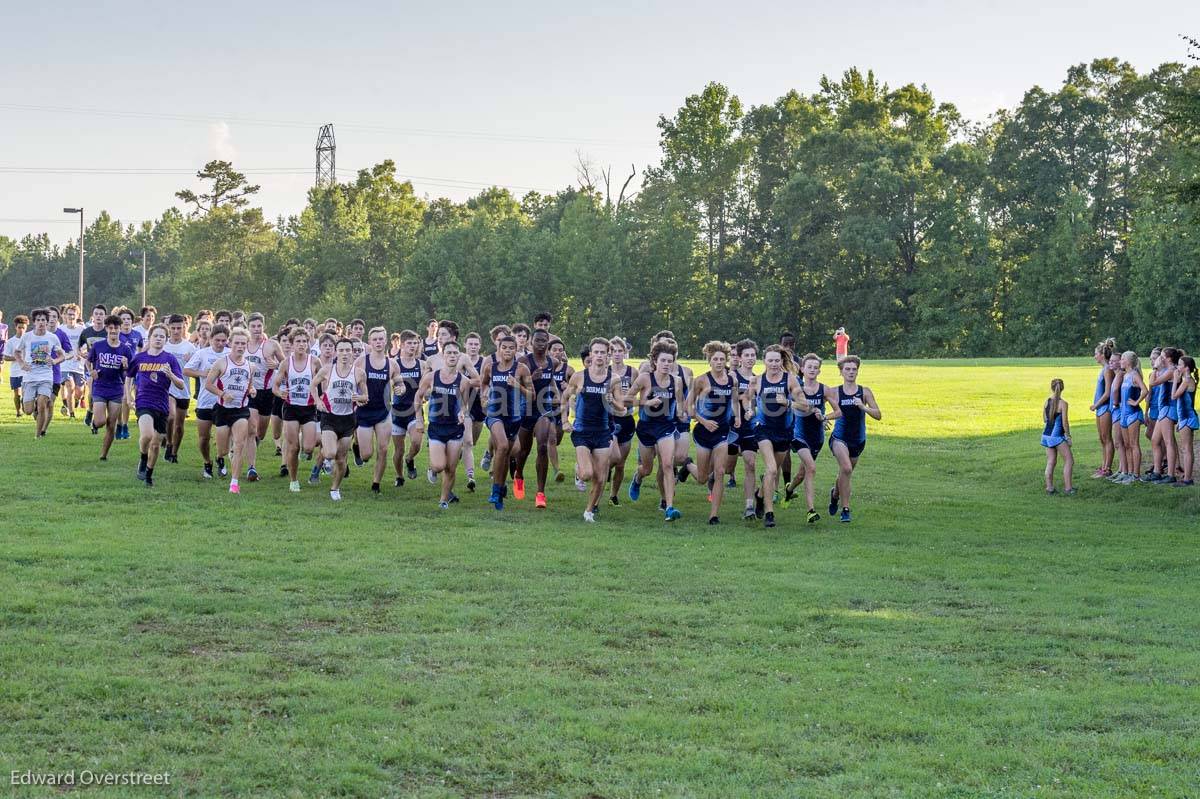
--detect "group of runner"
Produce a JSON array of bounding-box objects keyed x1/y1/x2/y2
[
  {"x1": 2, "y1": 305, "x2": 880, "y2": 524},
  {"x1": 1041, "y1": 339, "x2": 1198, "y2": 493}
]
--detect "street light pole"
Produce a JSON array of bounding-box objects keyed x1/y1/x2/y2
[
  {"x1": 63, "y1": 207, "x2": 84, "y2": 308},
  {"x1": 142, "y1": 249, "x2": 147, "y2": 308}
]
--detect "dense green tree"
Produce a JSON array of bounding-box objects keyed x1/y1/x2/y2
[{"x1": 3, "y1": 62, "x2": 1199, "y2": 357}]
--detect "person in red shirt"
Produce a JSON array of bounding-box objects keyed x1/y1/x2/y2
[{"x1": 834, "y1": 327, "x2": 851, "y2": 361}]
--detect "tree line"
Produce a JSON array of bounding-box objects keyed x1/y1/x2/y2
[{"x1": 2, "y1": 57, "x2": 1198, "y2": 358}]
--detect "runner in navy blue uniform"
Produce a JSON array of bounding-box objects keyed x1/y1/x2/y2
[
  {"x1": 727, "y1": 340, "x2": 760, "y2": 520},
  {"x1": 390, "y1": 330, "x2": 426, "y2": 487},
  {"x1": 826, "y1": 356, "x2": 882, "y2": 523},
  {"x1": 462, "y1": 332, "x2": 486, "y2": 491},
  {"x1": 420, "y1": 319, "x2": 440, "y2": 361},
  {"x1": 562, "y1": 337, "x2": 625, "y2": 521},
  {"x1": 627, "y1": 338, "x2": 686, "y2": 521},
  {"x1": 681, "y1": 341, "x2": 740, "y2": 524},
  {"x1": 514, "y1": 329, "x2": 560, "y2": 509},
  {"x1": 547, "y1": 337, "x2": 574, "y2": 484},
  {"x1": 748, "y1": 345, "x2": 806, "y2": 528},
  {"x1": 784, "y1": 353, "x2": 829, "y2": 523},
  {"x1": 413, "y1": 341, "x2": 474, "y2": 508},
  {"x1": 478, "y1": 334, "x2": 533, "y2": 510},
  {"x1": 356, "y1": 327, "x2": 408, "y2": 494},
  {"x1": 606, "y1": 337, "x2": 637, "y2": 505}
]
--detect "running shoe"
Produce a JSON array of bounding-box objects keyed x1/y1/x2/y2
[
  {"x1": 406, "y1": 459, "x2": 417, "y2": 480},
  {"x1": 246, "y1": 467, "x2": 259, "y2": 482},
  {"x1": 660, "y1": 498, "x2": 667, "y2": 511},
  {"x1": 91, "y1": 425, "x2": 98, "y2": 436},
  {"x1": 575, "y1": 475, "x2": 587, "y2": 492},
  {"x1": 1063, "y1": 488, "x2": 1077, "y2": 495},
  {"x1": 781, "y1": 488, "x2": 795, "y2": 508},
  {"x1": 217, "y1": 457, "x2": 227, "y2": 477},
  {"x1": 275, "y1": 445, "x2": 282, "y2": 457},
  {"x1": 629, "y1": 477, "x2": 641, "y2": 502},
  {"x1": 488, "y1": 486, "x2": 503, "y2": 511},
  {"x1": 279, "y1": 464, "x2": 289, "y2": 478},
  {"x1": 1173, "y1": 480, "x2": 1195, "y2": 487},
  {"x1": 371, "y1": 482, "x2": 381, "y2": 495},
  {"x1": 439, "y1": 500, "x2": 450, "y2": 510},
  {"x1": 807, "y1": 509, "x2": 820, "y2": 524},
  {"x1": 203, "y1": 463, "x2": 214, "y2": 479},
  {"x1": 137, "y1": 464, "x2": 147, "y2": 482},
  {"x1": 229, "y1": 481, "x2": 240, "y2": 495},
  {"x1": 310, "y1": 465, "x2": 322, "y2": 484},
  {"x1": 144, "y1": 475, "x2": 153, "y2": 487},
  {"x1": 535, "y1": 492, "x2": 547, "y2": 509},
  {"x1": 330, "y1": 489, "x2": 341, "y2": 501},
  {"x1": 322, "y1": 459, "x2": 333, "y2": 475},
  {"x1": 677, "y1": 459, "x2": 691, "y2": 484},
  {"x1": 394, "y1": 475, "x2": 405, "y2": 487},
  {"x1": 708, "y1": 516, "x2": 720, "y2": 525},
  {"x1": 480, "y1": 451, "x2": 492, "y2": 472},
  {"x1": 609, "y1": 495, "x2": 619, "y2": 506},
  {"x1": 59, "y1": 404, "x2": 68, "y2": 417},
  {"x1": 289, "y1": 481, "x2": 301, "y2": 493},
  {"x1": 1091, "y1": 468, "x2": 1109, "y2": 479},
  {"x1": 514, "y1": 478, "x2": 526, "y2": 500},
  {"x1": 764, "y1": 511, "x2": 776, "y2": 528},
  {"x1": 743, "y1": 506, "x2": 756, "y2": 521},
  {"x1": 448, "y1": 493, "x2": 460, "y2": 504},
  {"x1": 427, "y1": 468, "x2": 437, "y2": 485},
  {"x1": 1139, "y1": 473, "x2": 1159, "y2": 483},
  {"x1": 84, "y1": 410, "x2": 93, "y2": 427},
  {"x1": 583, "y1": 509, "x2": 595, "y2": 523},
  {"x1": 726, "y1": 476, "x2": 736, "y2": 489},
  {"x1": 554, "y1": 469, "x2": 565, "y2": 483},
  {"x1": 828, "y1": 487, "x2": 839, "y2": 516},
  {"x1": 467, "y1": 476, "x2": 476, "y2": 492},
  {"x1": 664, "y1": 506, "x2": 682, "y2": 522},
  {"x1": 754, "y1": 491, "x2": 765, "y2": 519},
  {"x1": 839, "y1": 508, "x2": 851, "y2": 523}
]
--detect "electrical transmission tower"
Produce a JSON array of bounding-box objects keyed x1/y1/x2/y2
[{"x1": 315, "y1": 124, "x2": 336, "y2": 187}]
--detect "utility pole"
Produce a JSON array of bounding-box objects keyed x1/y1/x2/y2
[
  {"x1": 63, "y1": 207, "x2": 84, "y2": 308},
  {"x1": 142, "y1": 250, "x2": 147, "y2": 307}
]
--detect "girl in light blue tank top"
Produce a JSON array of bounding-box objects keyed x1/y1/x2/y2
[
  {"x1": 1113, "y1": 351, "x2": 1147, "y2": 483},
  {"x1": 1041, "y1": 378, "x2": 1074, "y2": 495},
  {"x1": 1089, "y1": 338, "x2": 1116, "y2": 479}
]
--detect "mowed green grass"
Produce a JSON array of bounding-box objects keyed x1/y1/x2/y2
[{"x1": 2, "y1": 358, "x2": 1198, "y2": 798}]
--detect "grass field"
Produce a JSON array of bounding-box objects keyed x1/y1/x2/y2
[{"x1": 2, "y1": 358, "x2": 1198, "y2": 798}]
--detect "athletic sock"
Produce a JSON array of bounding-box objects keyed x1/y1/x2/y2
[
  {"x1": 139, "y1": 453, "x2": 148, "y2": 469},
  {"x1": 145, "y1": 467, "x2": 154, "y2": 481}
]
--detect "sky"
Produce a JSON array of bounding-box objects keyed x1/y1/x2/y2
[{"x1": 0, "y1": 0, "x2": 1192, "y2": 243}]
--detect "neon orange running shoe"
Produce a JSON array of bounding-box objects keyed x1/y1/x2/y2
[
  {"x1": 535, "y1": 492, "x2": 547, "y2": 508},
  {"x1": 513, "y1": 478, "x2": 526, "y2": 500}
]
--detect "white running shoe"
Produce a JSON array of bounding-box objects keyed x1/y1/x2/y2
[
  {"x1": 289, "y1": 481, "x2": 301, "y2": 493},
  {"x1": 330, "y1": 489, "x2": 341, "y2": 501},
  {"x1": 427, "y1": 468, "x2": 437, "y2": 484},
  {"x1": 583, "y1": 510, "x2": 595, "y2": 523},
  {"x1": 575, "y1": 477, "x2": 587, "y2": 492}
]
